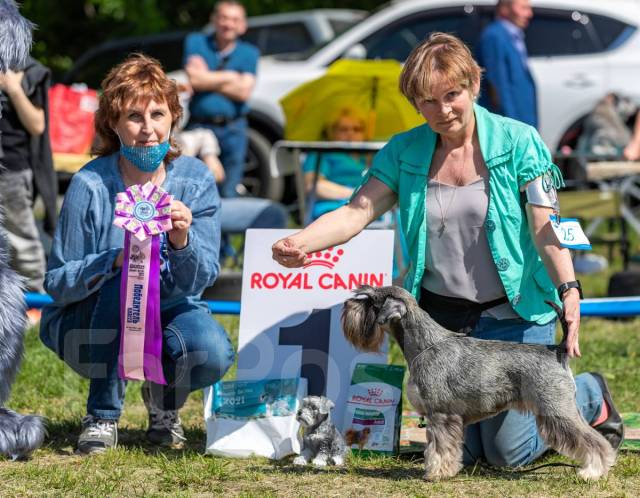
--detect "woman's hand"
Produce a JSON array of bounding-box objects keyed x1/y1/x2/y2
[
  {"x1": 272, "y1": 238, "x2": 308, "y2": 268},
  {"x1": 168, "y1": 200, "x2": 192, "y2": 249},
  {"x1": 562, "y1": 288, "x2": 581, "y2": 357}
]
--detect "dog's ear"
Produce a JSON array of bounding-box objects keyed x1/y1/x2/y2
[
  {"x1": 319, "y1": 398, "x2": 334, "y2": 414},
  {"x1": 377, "y1": 297, "x2": 407, "y2": 325}
]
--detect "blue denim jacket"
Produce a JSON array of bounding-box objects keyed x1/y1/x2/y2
[{"x1": 41, "y1": 153, "x2": 221, "y2": 342}]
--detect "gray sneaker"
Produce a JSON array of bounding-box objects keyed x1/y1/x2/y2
[
  {"x1": 141, "y1": 382, "x2": 187, "y2": 449},
  {"x1": 76, "y1": 415, "x2": 118, "y2": 455}
]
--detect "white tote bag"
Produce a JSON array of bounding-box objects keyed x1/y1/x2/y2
[{"x1": 204, "y1": 377, "x2": 307, "y2": 459}]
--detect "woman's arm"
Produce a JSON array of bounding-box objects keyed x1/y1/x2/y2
[
  {"x1": 44, "y1": 173, "x2": 126, "y2": 305},
  {"x1": 272, "y1": 177, "x2": 396, "y2": 267},
  {"x1": 623, "y1": 111, "x2": 640, "y2": 161},
  {"x1": 526, "y1": 203, "x2": 581, "y2": 357}
]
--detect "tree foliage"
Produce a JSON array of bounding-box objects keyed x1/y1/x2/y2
[{"x1": 20, "y1": 0, "x2": 387, "y2": 79}]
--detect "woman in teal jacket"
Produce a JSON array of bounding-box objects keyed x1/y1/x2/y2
[{"x1": 272, "y1": 33, "x2": 622, "y2": 468}]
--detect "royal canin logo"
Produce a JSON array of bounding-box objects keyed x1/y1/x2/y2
[
  {"x1": 303, "y1": 247, "x2": 344, "y2": 269},
  {"x1": 250, "y1": 245, "x2": 386, "y2": 291},
  {"x1": 368, "y1": 387, "x2": 383, "y2": 397}
]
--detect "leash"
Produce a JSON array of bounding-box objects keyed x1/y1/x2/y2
[{"x1": 462, "y1": 443, "x2": 579, "y2": 475}]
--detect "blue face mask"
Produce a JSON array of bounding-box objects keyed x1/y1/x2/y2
[{"x1": 118, "y1": 133, "x2": 171, "y2": 173}]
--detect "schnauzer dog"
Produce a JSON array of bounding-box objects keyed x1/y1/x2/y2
[
  {"x1": 294, "y1": 396, "x2": 347, "y2": 467},
  {"x1": 342, "y1": 285, "x2": 616, "y2": 481},
  {"x1": 0, "y1": 0, "x2": 46, "y2": 460}
]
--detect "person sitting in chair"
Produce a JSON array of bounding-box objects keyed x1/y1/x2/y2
[{"x1": 302, "y1": 107, "x2": 370, "y2": 220}]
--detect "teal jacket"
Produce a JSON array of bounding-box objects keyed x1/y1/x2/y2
[{"x1": 365, "y1": 104, "x2": 563, "y2": 324}]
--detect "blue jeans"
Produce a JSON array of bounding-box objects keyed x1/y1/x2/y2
[
  {"x1": 219, "y1": 197, "x2": 288, "y2": 259},
  {"x1": 462, "y1": 317, "x2": 604, "y2": 467},
  {"x1": 195, "y1": 119, "x2": 248, "y2": 198},
  {"x1": 45, "y1": 275, "x2": 235, "y2": 420},
  {"x1": 220, "y1": 198, "x2": 287, "y2": 233}
]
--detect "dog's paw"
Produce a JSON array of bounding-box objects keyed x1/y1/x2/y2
[
  {"x1": 422, "y1": 472, "x2": 441, "y2": 482},
  {"x1": 312, "y1": 456, "x2": 328, "y2": 467},
  {"x1": 293, "y1": 455, "x2": 308, "y2": 466}
]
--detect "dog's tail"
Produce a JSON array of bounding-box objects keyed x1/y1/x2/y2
[
  {"x1": 0, "y1": 407, "x2": 46, "y2": 460},
  {"x1": 545, "y1": 300, "x2": 569, "y2": 368}
]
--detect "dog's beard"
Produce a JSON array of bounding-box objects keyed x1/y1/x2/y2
[{"x1": 341, "y1": 298, "x2": 386, "y2": 352}]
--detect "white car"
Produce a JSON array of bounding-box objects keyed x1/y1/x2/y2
[{"x1": 251, "y1": 0, "x2": 640, "y2": 188}]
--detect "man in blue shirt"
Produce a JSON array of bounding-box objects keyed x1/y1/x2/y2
[
  {"x1": 183, "y1": 1, "x2": 259, "y2": 197},
  {"x1": 477, "y1": 0, "x2": 537, "y2": 128}
]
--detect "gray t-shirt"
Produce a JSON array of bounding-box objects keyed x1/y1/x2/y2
[{"x1": 422, "y1": 177, "x2": 518, "y2": 319}]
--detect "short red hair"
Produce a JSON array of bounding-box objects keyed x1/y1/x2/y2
[{"x1": 93, "y1": 53, "x2": 183, "y2": 162}]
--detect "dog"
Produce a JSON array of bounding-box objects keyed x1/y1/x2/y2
[
  {"x1": 294, "y1": 396, "x2": 347, "y2": 467},
  {"x1": 0, "y1": 0, "x2": 46, "y2": 460},
  {"x1": 341, "y1": 285, "x2": 616, "y2": 481},
  {"x1": 578, "y1": 92, "x2": 638, "y2": 156},
  {"x1": 344, "y1": 426, "x2": 371, "y2": 450}
]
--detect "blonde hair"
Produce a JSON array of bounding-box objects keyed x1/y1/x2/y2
[
  {"x1": 93, "y1": 53, "x2": 183, "y2": 162},
  {"x1": 399, "y1": 32, "x2": 482, "y2": 107},
  {"x1": 325, "y1": 106, "x2": 368, "y2": 140}
]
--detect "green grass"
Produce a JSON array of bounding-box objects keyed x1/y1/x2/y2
[{"x1": 2, "y1": 308, "x2": 639, "y2": 497}]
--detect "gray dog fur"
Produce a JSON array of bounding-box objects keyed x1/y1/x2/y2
[
  {"x1": 294, "y1": 396, "x2": 347, "y2": 467},
  {"x1": 342, "y1": 285, "x2": 615, "y2": 481},
  {"x1": 0, "y1": 0, "x2": 46, "y2": 460}
]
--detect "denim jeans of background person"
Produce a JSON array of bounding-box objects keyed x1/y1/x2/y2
[
  {"x1": 0, "y1": 57, "x2": 57, "y2": 292},
  {"x1": 183, "y1": 1, "x2": 259, "y2": 198},
  {"x1": 177, "y1": 126, "x2": 287, "y2": 260},
  {"x1": 476, "y1": 0, "x2": 538, "y2": 128}
]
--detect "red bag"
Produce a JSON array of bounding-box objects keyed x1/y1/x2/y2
[{"x1": 48, "y1": 84, "x2": 98, "y2": 154}]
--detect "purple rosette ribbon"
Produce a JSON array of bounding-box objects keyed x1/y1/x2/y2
[{"x1": 113, "y1": 182, "x2": 172, "y2": 384}]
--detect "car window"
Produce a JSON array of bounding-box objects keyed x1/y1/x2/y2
[
  {"x1": 526, "y1": 9, "x2": 600, "y2": 56},
  {"x1": 360, "y1": 7, "x2": 480, "y2": 62},
  {"x1": 588, "y1": 13, "x2": 636, "y2": 51},
  {"x1": 246, "y1": 22, "x2": 313, "y2": 55},
  {"x1": 329, "y1": 18, "x2": 361, "y2": 36},
  {"x1": 66, "y1": 36, "x2": 186, "y2": 88}
]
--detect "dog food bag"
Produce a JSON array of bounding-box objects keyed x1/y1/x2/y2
[
  {"x1": 204, "y1": 377, "x2": 307, "y2": 459},
  {"x1": 343, "y1": 363, "x2": 405, "y2": 455}
]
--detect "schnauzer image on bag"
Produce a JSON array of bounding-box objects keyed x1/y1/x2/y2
[
  {"x1": 204, "y1": 378, "x2": 307, "y2": 459},
  {"x1": 343, "y1": 363, "x2": 405, "y2": 455}
]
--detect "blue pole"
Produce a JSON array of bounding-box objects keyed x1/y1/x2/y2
[
  {"x1": 23, "y1": 293, "x2": 640, "y2": 318},
  {"x1": 25, "y1": 292, "x2": 241, "y2": 315}
]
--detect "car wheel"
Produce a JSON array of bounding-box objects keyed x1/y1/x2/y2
[{"x1": 242, "y1": 128, "x2": 283, "y2": 201}]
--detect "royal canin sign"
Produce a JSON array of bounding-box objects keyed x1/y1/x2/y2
[{"x1": 250, "y1": 247, "x2": 386, "y2": 291}]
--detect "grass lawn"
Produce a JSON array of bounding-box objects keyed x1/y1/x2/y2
[{"x1": 1, "y1": 309, "x2": 638, "y2": 497}]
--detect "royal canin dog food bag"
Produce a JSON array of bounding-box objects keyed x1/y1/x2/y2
[{"x1": 343, "y1": 363, "x2": 405, "y2": 455}]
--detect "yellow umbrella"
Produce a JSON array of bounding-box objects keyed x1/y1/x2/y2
[{"x1": 280, "y1": 59, "x2": 424, "y2": 141}]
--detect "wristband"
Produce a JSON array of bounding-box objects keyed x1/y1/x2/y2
[{"x1": 557, "y1": 280, "x2": 583, "y2": 300}]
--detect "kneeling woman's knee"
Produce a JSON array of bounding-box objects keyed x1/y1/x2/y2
[
  {"x1": 183, "y1": 322, "x2": 235, "y2": 389},
  {"x1": 484, "y1": 438, "x2": 538, "y2": 468}
]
